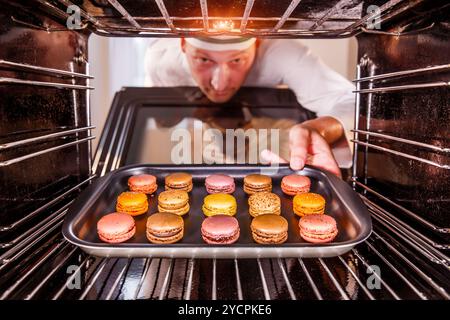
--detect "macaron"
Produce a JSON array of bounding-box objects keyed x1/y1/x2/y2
[
  {"x1": 293, "y1": 192, "x2": 326, "y2": 217},
  {"x1": 281, "y1": 174, "x2": 311, "y2": 196},
  {"x1": 299, "y1": 214, "x2": 338, "y2": 243},
  {"x1": 128, "y1": 174, "x2": 158, "y2": 194},
  {"x1": 116, "y1": 191, "x2": 148, "y2": 216},
  {"x1": 201, "y1": 215, "x2": 240, "y2": 244},
  {"x1": 248, "y1": 192, "x2": 281, "y2": 217},
  {"x1": 165, "y1": 172, "x2": 193, "y2": 192},
  {"x1": 250, "y1": 214, "x2": 288, "y2": 244},
  {"x1": 146, "y1": 212, "x2": 184, "y2": 244},
  {"x1": 97, "y1": 212, "x2": 136, "y2": 243},
  {"x1": 202, "y1": 193, "x2": 237, "y2": 217},
  {"x1": 205, "y1": 174, "x2": 235, "y2": 194},
  {"x1": 243, "y1": 174, "x2": 272, "y2": 194},
  {"x1": 157, "y1": 189, "x2": 190, "y2": 216}
]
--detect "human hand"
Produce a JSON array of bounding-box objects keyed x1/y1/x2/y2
[{"x1": 261, "y1": 124, "x2": 342, "y2": 178}]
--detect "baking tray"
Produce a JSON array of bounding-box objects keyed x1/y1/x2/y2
[{"x1": 63, "y1": 164, "x2": 372, "y2": 258}]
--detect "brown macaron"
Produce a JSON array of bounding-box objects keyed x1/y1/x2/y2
[
  {"x1": 243, "y1": 174, "x2": 272, "y2": 195},
  {"x1": 250, "y1": 214, "x2": 288, "y2": 244},
  {"x1": 165, "y1": 172, "x2": 193, "y2": 192},
  {"x1": 146, "y1": 212, "x2": 184, "y2": 244},
  {"x1": 157, "y1": 189, "x2": 190, "y2": 216},
  {"x1": 248, "y1": 192, "x2": 281, "y2": 217}
]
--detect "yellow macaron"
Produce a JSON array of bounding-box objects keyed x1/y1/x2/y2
[
  {"x1": 293, "y1": 192, "x2": 326, "y2": 217},
  {"x1": 116, "y1": 191, "x2": 148, "y2": 216},
  {"x1": 202, "y1": 193, "x2": 237, "y2": 217}
]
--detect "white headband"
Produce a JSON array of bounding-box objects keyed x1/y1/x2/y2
[{"x1": 185, "y1": 36, "x2": 256, "y2": 51}]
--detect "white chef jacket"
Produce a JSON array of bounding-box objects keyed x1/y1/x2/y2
[{"x1": 144, "y1": 39, "x2": 355, "y2": 167}]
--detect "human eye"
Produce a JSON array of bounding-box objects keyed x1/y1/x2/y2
[{"x1": 196, "y1": 57, "x2": 211, "y2": 64}]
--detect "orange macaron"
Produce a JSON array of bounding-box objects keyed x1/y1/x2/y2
[{"x1": 116, "y1": 191, "x2": 149, "y2": 216}]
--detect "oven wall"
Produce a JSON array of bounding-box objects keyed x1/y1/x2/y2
[
  {"x1": 354, "y1": 24, "x2": 450, "y2": 234},
  {"x1": 0, "y1": 2, "x2": 92, "y2": 235}
]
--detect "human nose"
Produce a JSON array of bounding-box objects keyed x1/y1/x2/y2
[{"x1": 210, "y1": 64, "x2": 230, "y2": 91}]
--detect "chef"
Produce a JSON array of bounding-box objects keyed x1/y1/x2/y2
[{"x1": 144, "y1": 36, "x2": 355, "y2": 178}]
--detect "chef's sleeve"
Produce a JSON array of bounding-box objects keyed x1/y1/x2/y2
[{"x1": 269, "y1": 40, "x2": 355, "y2": 167}]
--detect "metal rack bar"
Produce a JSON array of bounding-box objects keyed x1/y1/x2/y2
[
  {"x1": 365, "y1": 202, "x2": 450, "y2": 266},
  {"x1": 0, "y1": 240, "x2": 69, "y2": 299},
  {"x1": 25, "y1": 246, "x2": 79, "y2": 300},
  {"x1": 353, "y1": 64, "x2": 450, "y2": 83},
  {"x1": 184, "y1": 259, "x2": 195, "y2": 300},
  {"x1": 105, "y1": 259, "x2": 133, "y2": 300},
  {"x1": 256, "y1": 259, "x2": 271, "y2": 300},
  {"x1": 79, "y1": 258, "x2": 109, "y2": 300},
  {"x1": 364, "y1": 241, "x2": 427, "y2": 300},
  {"x1": 133, "y1": 258, "x2": 152, "y2": 299},
  {"x1": 154, "y1": 0, "x2": 176, "y2": 31},
  {"x1": 353, "y1": 81, "x2": 450, "y2": 94},
  {"x1": 34, "y1": 0, "x2": 75, "y2": 22},
  {"x1": 352, "y1": 64, "x2": 361, "y2": 184},
  {"x1": 0, "y1": 126, "x2": 95, "y2": 151},
  {"x1": 351, "y1": 140, "x2": 450, "y2": 170},
  {"x1": 0, "y1": 220, "x2": 65, "y2": 270},
  {"x1": 52, "y1": 255, "x2": 91, "y2": 300},
  {"x1": 0, "y1": 77, "x2": 94, "y2": 90},
  {"x1": 309, "y1": 0, "x2": 347, "y2": 31},
  {"x1": 240, "y1": 0, "x2": 255, "y2": 32},
  {"x1": 0, "y1": 175, "x2": 95, "y2": 232},
  {"x1": 271, "y1": 0, "x2": 303, "y2": 32},
  {"x1": 158, "y1": 259, "x2": 174, "y2": 300},
  {"x1": 199, "y1": 0, "x2": 209, "y2": 32},
  {"x1": 355, "y1": 180, "x2": 450, "y2": 235},
  {"x1": 351, "y1": 130, "x2": 450, "y2": 153},
  {"x1": 298, "y1": 258, "x2": 323, "y2": 300},
  {"x1": 0, "y1": 136, "x2": 95, "y2": 168},
  {"x1": 125, "y1": 16, "x2": 356, "y2": 23},
  {"x1": 337, "y1": 256, "x2": 376, "y2": 300},
  {"x1": 318, "y1": 258, "x2": 350, "y2": 300},
  {"x1": 234, "y1": 259, "x2": 243, "y2": 300},
  {"x1": 107, "y1": 0, "x2": 141, "y2": 29},
  {"x1": 0, "y1": 200, "x2": 73, "y2": 251},
  {"x1": 277, "y1": 259, "x2": 296, "y2": 300},
  {"x1": 351, "y1": 248, "x2": 401, "y2": 300},
  {"x1": 0, "y1": 60, "x2": 93, "y2": 79},
  {"x1": 211, "y1": 259, "x2": 217, "y2": 300},
  {"x1": 371, "y1": 231, "x2": 450, "y2": 299}
]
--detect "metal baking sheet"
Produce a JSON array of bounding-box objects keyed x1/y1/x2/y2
[{"x1": 62, "y1": 164, "x2": 372, "y2": 258}]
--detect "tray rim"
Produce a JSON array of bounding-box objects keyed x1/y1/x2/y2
[{"x1": 62, "y1": 164, "x2": 372, "y2": 258}]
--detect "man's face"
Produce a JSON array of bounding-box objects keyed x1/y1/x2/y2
[{"x1": 181, "y1": 39, "x2": 257, "y2": 103}]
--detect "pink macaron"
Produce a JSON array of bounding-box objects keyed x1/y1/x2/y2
[
  {"x1": 281, "y1": 174, "x2": 311, "y2": 196},
  {"x1": 97, "y1": 212, "x2": 136, "y2": 243},
  {"x1": 201, "y1": 215, "x2": 240, "y2": 244},
  {"x1": 205, "y1": 174, "x2": 235, "y2": 194},
  {"x1": 299, "y1": 214, "x2": 338, "y2": 243}
]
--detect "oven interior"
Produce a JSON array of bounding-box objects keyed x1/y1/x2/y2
[{"x1": 0, "y1": 0, "x2": 449, "y2": 300}]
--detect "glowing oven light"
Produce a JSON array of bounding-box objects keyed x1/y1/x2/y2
[{"x1": 212, "y1": 20, "x2": 235, "y2": 31}]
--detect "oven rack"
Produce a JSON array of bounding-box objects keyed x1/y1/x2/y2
[
  {"x1": 352, "y1": 63, "x2": 450, "y2": 243},
  {"x1": 26, "y1": 0, "x2": 440, "y2": 38},
  {"x1": 0, "y1": 220, "x2": 449, "y2": 300}
]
